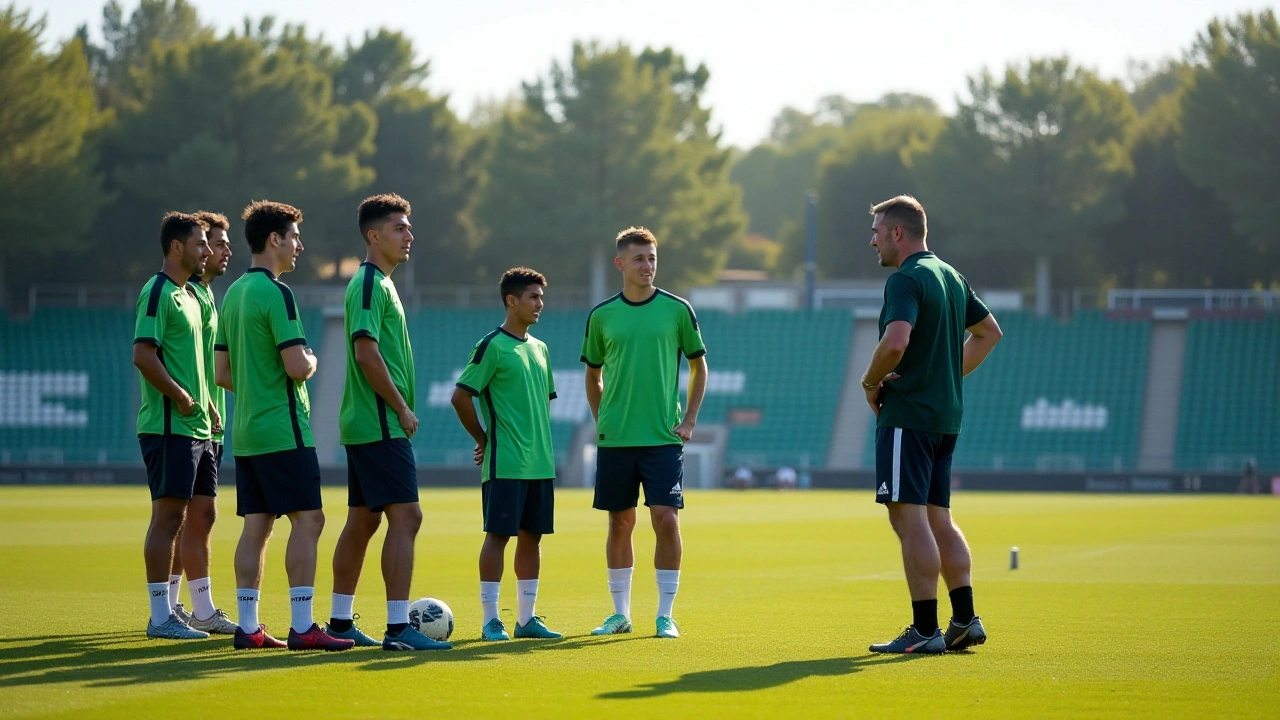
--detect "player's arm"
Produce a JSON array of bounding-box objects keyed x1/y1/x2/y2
[
  {"x1": 132, "y1": 342, "x2": 195, "y2": 416},
  {"x1": 214, "y1": 349, "x2": 233, "y2": 391},
  {"x1": 962, "y1": 313, "x2": 1002, "y2": 376},
  {"x1": 280, "y1": 344, "x2": 317, "y2": 382},
  {"x1": 674, "y1": 355, "x2": 707, "y2": 441},
  {"x1": 585, "y1": 366, "x2": 603, "y2": 422},
  {"x1": 861, "y1": 321, "x2": 911, "y2": 417},
  {"x1": 450, "y1": 387, "x2": 487, "y2": 466},
  {"x1": 354, "y1": 336, "x2": 417, "y2": 438}
]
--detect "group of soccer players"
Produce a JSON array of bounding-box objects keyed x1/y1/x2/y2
[{"x1": 134, "y1": 195, "x2": 705, "y2": 651}]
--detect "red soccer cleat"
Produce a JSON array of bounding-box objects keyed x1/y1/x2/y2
[
  {"x1": 233, "y1": 624, "x2": 287, "y2": 649},
  {"x1": 287, "y1": 623, "x2": 355, "y2": 652}
]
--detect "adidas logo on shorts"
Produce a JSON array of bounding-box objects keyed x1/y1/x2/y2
[
  {"x1": 877, "y1": 482, "x2": 889, "y2": 495},
  {"x1": 670, "y1": 482, "x2": 682, "y2": 495}
]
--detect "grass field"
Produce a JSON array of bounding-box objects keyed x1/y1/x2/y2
[{"x1": 1, "y1": 487, "x2": 1277, "y2": 719}]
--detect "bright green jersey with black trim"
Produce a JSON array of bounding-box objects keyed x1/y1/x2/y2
[
  {"x1": 340, "y1": 262, "x2": 415, "y2": 446},
  {"x1": 215, "y1": 267, "x2": 313, "y2": 456},
  {"x1": 456, "y1": 328, "x2": 556, "y2": 481},
  {"x1": 133, "y1": 272, "x2": 212, "y2": 439},
  {"x1": 580, "y1": 288, "x2": 706, "y2": 448},
  {"x1": 187, "y1": 276, "x2": 225, "y2": 443}
]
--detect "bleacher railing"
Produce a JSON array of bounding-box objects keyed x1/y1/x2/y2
[{"x1": 1108, "y1": 289, "x2": 1279, "y2": 311}]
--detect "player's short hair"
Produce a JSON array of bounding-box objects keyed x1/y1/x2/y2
[
  {"x1": 193, "y1": 211, "x2": 230, "y2": 232},
  {"x1": 159, "y1": 211, "x2": 207, "y2": 256},
  {"x1": 499, "y1": 267, "x2": 547, "y2": 307},
  {"x1": 615, "y1": 226, "x2": 657, "y2": 255},
  {"x1": 870, "y1": 195, "x2": 927, "y2": 241},
  {"x1": 241, "y1": 200, "x2": 303, "y2": 254},
  {"x1": 357, "y1": 193, "x2": 412, "y2": 244}
]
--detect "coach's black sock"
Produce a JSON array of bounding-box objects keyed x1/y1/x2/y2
[
  {"x1": 949, "y1": 586, "x2": 975, "y2": 625},
  {"x1": 328, "y1": 618, "x2": 353, "y2": 633},
  {"x1": 911, "y1": 600, "x2": 938, "y2": 636},
  {"x1": 387, "y1": 622, "x2": 409, "y2": 635}
]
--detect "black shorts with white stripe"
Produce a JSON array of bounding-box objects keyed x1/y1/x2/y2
[{"x1": 874, "y1": 427, "x2": 958, "y2": 508}]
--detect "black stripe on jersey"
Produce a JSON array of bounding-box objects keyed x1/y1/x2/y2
[
  {"x1": 580, "y1": 355, "x2": 603, "y2": 369},
  {"x1": 145, "y1": 273, "x2": 168, "y2": 317},
  {"x1": 214, "y1": 343, "x2": 228, "y2": 351},
  {"x1": 686, "y1": 348, "x2": 707, "y2": 360},
  {"x1": 270, "y1": 278, "x2": 299, "y2": 321},
  {"x1": 456, "y1": 383, "x2": 479, "y2": 397},
  {"x1": 656, "y1": 288, "x2": 699, "y2": 330},
  {"x1": 286, "y1": 379, "x2": 305, "y2": 449},
  {"x1": 276, "y1": 338, "x2": 307, "y2": 351},
  {"x1": 582, "y1": 293, "x2": 622, "y2": 337},
  {"x1": 361, "y1": 263, "x2": 377, "y2": 310},
  {"x1": 471, "y1": 328, "x2": 502, "y2": 365},
  {"x1": 483, "y1": 387, "x2": 498, "y2": 482},
  {"x1": 377, "y1": 396, "x2": 391, "y2": 442},
  {"x1": 351, "y1": 329, "x2": 374, "y2": 343}
]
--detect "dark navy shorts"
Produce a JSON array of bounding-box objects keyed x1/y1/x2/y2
[
  {"x1": 234, "y1": 447, "x2": 322, "y2": 517},
  {"x1": 140, "y1": 434, "x2": 215, "y2": 501},
  {"x1": 195, "y1": 442, "x2": 223, "y2": 498},
  {"x1": 593, "y1": 445, "x2": 685, "y2": 511},
  {"x1": 874, "y1": 427, "x2": 958, "y2": 508},
  {"x1": 346, "y1": 438, "x2": 419, "y2": 512},
  {"x1": 482, "y1": 479, "x2": 554, "y2": 536}
]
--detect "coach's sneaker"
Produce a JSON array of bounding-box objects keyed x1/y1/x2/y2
[
  {"x1": 869, "y1": 626, "x2": 945, "y2": 654},
  {"x1": 590, "y1": 613, "x2": 632, "y2": 636},
  {"x1": 173, "y1": 603, "x2": 192, "y2": 625},
  {"x1": 288, "y1": 623, "x2": 356, "y2": 652},
  {"x1": 146, "y1": 613, "x2": 209, "y2": 640},
  {"x1": 514, "y1": 616, "x2": 563, "y2": 639},
  {"x1": 944, "y1": 616, "x2": 987, "y2": 651},
  {"x1": 655, "y1": 616, "x2": 680, "y2": 639},
  {"x1": 326, "y1": 615, "x2": 381, "y2": 647},
  {"x1": 482, "y1": 618, "x2": 510, "y2": 641},
  {"x1": 383, "y1": 625, "x2": 452, "y2": 651},
  {"x1": 189, "y1": 608, "x2": 239, "y2": 635},
  {"x1": 233, "y1": 624, "x2": 287, "y2": 649}
]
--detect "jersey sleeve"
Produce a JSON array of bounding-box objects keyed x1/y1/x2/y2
[
  {"x1": 134, "y1": 287, "x2": 165, "y2": 347},
  {"x1": 964, "y1": 282, "x2": 991, "y2": 328},
  {"x1": 545, "y1": 344, "x2": 557, "y2": 400},
  {"x1": 214, "y1": 314, "x2": 228, "y2": 351},
  {"x1": 882, "y1": 273, "x2": 921, "y2": 327},
  {"x1": 269, "y1": 286, "x2": 307, "y2": 351},
  {"x1": 580, "y1": 312, "x2": 605, "y2": 368},
  {"x1": 678, "y1": 304, "x2": 706, "y2": 359},
  {"x1": 349, "y1": 277, "x2": 386, "y2": 344},
  {"x1": 456, "y1": 339, "x2": 498, "y2": 396}
]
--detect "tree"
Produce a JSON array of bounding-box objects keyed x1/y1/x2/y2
[
  {"x1": 1179, "y1": 11, "x2": 1280, "y2": 262},
  {"x1": 333, "y1": 28, "x2": 427, "y2": 105},
  {"x1": 0, "y1": 6, "x2": 108, "y2": 309},
  {"x1": 75, "y1": 0, "x2": 209, "y2": 109}
]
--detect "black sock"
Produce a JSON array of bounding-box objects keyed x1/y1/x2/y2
[
  {"x1": 387, "y1": 622, "x2": 409, "y2": 635},
  {"x1": 329, "y1": 618, "x2": 353, "y2": 633},
  {"x1": 911, "y1": 599, "x2": 938, "y2": 635},
  {"x1": 949, "y1": 586, "x2": 975, "y2": 624}
]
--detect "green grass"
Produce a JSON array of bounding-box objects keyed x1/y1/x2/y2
[{"x1": 1, "y1": 488, "x2": 1277, "y2": 718}]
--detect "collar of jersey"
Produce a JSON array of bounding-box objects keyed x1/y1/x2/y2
[
  {"x1": 901, "y1": 251, "x2": 935, "y2": 267},
  {"x1": 619, "y1": 288, "x2": 660, "y2": 307},
  {"x1": 497, "y1": 326, "x2": 528, "y2": 343},
  {"x1": 246, "y1": 266, "x2": 277, "y2": 280},
  {"x1": 359, "y1": 261, "x2": 384, "y2": 277}
]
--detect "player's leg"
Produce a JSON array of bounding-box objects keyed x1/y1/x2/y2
[
  {"x1": 592, "y1": 448, "x2": 641, "y2": 635},
  {"x1": 365, "y1": 439, "x2": 425, "y2": 639},
  {"x1": 327, "y1": 446, "x2": 382, "y2": 644},
  {"x1": 640, "y1": 445, "x2": 684, "y2": 638},
  {"x1": 928, "y1": 434, "x2": 986, "y2": 650},
  {"x1": 479, "y1": 479, "x2": 517, "y2": 640},
  {"x1": 183, "y1": 441, "x2": 235, "y2": 633},
  {"x1": 140, "y1": 435, "x2": 206, "y2": 639},
  {"x1": 169, "y1": 521, "x2": 186, "y2": 620},
  {"x1": 513, "y1": 480, "x2": 561, "y2": 638}
]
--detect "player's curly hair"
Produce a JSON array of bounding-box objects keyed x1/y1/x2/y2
[
  {"x1": 193, "y1": 211, "x2": 230, "y2": 232},
  {"x1": 870, "y1": 195, "x2": 927, "y2": 241},
  {"x1": 159, "y1": 211, "x2": 207, "y2": 256},
  {"x1": 241, "y1": 200, "x2": 303, "y2": 254},
  {"x1": 615, "y1": 226, "x2": 657, "y2": 254},
  {"x1": 357, "y1": 193, "x2": 412, "y2": 244},
  {"x1": 499, "y1": 267, "x2": 547, "y2": 308}
]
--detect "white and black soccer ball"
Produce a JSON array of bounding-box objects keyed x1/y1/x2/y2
[{"x1": 408, "y1": 597, "x2": 454, "y2": 640}]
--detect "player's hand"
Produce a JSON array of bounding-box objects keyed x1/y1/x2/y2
[
  {"x1": 397, "y1": 407, "x2": 419, "y2": 438},
  {"x1": 175, "y1": 390, "x2": 196, "y2": 417},
  {"x1": 863, "y1": 372, "x2": 900, "y2": 416},
  {"x1": 210, "y1": 403, "x2": 222, "y2": 435},
  {"x1": 673, "y1": 417, "x2": 696, "y2": 443},
  {"x1": 473, "y1": 440, "x2": 486, "y2": 466}
]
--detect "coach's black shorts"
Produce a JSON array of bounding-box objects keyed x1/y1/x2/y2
[
  {"x1": 234, "y1": 447, "x2": 322, "y2": 517},
  {"x1": 193, "y1": 442, "x2": 223, "y2": 498},
  {"x1": 346, "y1": 438, "x2": 418, "y2": 512},
  {"x1": 140, "y1": 434, "x2": 214, "y2": 501},
  {"x1": 482, "y1": 479, "x2": 554, "y2": 536},
  {"x1": 593, "y1": 445, "x2": 684, "y2": 511},
  {"x1": 874, "y1": 427, "x2": 958, "y2": 507}
]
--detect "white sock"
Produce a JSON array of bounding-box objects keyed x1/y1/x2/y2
[
  {"x1": 331, "y1": 593, "x2": 355, "y2": 621},
  {"x1": 188, "y1": 577, "x2": 215, "y2": 621},
  {"x1": 656, "y1": 569, "x2": 680, "y2": 618},
  {"x1": 289, "y1": 586, "x2": 315, "y2": 634},
  {"x1": 480, "y1": 581, "x2": 501, "y2": 623},
  {"x1": 168, "y1": 574, "x2": 182, "y2": 611},
  {"x1": 608, "y1": 567, "x2": 633, "y2": 618},
  {"x1": 388, "y1": 600, "x2": 410, "y2": 626},
  {"x1": 237, "y1": 588, "x2": 259, "y2": 633},
  {"x1": 517, "y1": 579, "x2": 539, "y2": 625},
  {"x1": 147, "y1": 582, "x2": 170, "y2": 626}
]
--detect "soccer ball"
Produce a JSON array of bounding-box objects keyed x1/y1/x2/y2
[{"x1": 408, "y1": 597, "x2": 454, "y2": 640}]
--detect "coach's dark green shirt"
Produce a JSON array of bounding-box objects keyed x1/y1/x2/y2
[{"x1": 877, "y1": 251, "x2": 989, "y2": 435}]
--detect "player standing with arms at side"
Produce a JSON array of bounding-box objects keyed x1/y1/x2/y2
[
  {"x1": 451, "y1": 268, "x2": 563, "y2": 642},
  {"x1": 582, "y1": 227, "x2": 707, "y2": 639},
  {"x1": 327, "y1": 194, "x2": 451, "y2": 652},
  {"x1": 214, "y1": 200, "x2": 353, "y2": 652},
  {"x1": 133, "y1": 212, "x2": 216, "y2": 640},
  {"x1": 861, "y1": 196, "x2": 1002, "y2": 654}
]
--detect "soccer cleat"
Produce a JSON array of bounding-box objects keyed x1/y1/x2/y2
[
  {"x1": 514, "y1": 616, "x2": 563, "y2": 639},
  {"x1": 325, "y1": 618, "x2": 381, "y2": 647},
  {"x1": 590, "y1": 613, "x2": 633, "y2": 636},
  {"x1": 383, "y1": 625, "x2": 452, "y2": 651},
  {"x1": 944, "y1": 615, "x2": 987, "y2": 651},
  {"x1": 869, "y1": 626, "x2": 946, "y2": 654},
  {"x1": 481, "y1": 618, "x2": 510, "y2": 641},
  {"x1": 233, "y1": 624, "x2": 287, "y2": 649},
  {"x1": 287, "y1": 623, "x2": 356, "y2": 652},
  {"x1": 173, "y1": 603, "x2": 192, "y2": 625},
  {"x1": 146, "y1": 614, "x2": 210, "y2": 640},
  {"x1": 188, "y1": 608, "x2": 239, "y2": 635},
  {"x1": 655, "y1": 616, "x2": 680, "y2": 639}
]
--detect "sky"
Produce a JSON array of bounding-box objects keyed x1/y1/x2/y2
[{"x1": 27, "y1": 0, "x2": 1270, "y2": 148}]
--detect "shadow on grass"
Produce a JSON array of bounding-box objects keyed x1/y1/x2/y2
[{"x1": 597, "y1": 654, "x2": 923, "y2": 699}]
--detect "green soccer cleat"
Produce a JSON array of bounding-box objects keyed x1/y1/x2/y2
[
  {"x1": 869, "y1": 626, "x2": 945, "y2": 654},
  {"x1": 590, "y1": 613, "x2": 632, "y2": 636},
  {"x1": 383, "y1": 625, "x2": 452, "y2": 651},
  {"x1": 514, "y1": 616, "x2": 563, "y2": 639},
  {"x1": 146, "y1": 613, "x2": 210, "y2": 640},
  {"x1": 655, "y1": 616, "x2": 680, "y2": 639},
  {"x1": 944, "y1": 616, "x2": 987, "y2": 651},
  {"x1": 326, "y1": 617, "x2": 381, "y2": 647},
  {"x1": 482, "y1": 618, "x2": 510, "y2": 641}
]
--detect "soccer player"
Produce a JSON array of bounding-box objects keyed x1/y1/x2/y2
[
  {"x1": 861, "y1": 196, "x2": 1002, "y2": 654},
  {"x1": 450, "y1": 268, "x2": 563, "y2": 642},
  {"x1": 166, "y1": 211, "x2": 239, "y2": 636},
  {"x1": 327, "y1": 194, "x2": 451, "y2": 652},
  {"x1": 214, "y1": 200, "x2": 353, "y2": 652},
  {"x1": 581, "y1": 227, "x2": 707, "y2": 639},
  {"x1": 132, "y1": 212, "x2": 216, "y2": 640}
]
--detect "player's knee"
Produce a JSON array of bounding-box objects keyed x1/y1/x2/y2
[
  {"x1": 388, "y1": 505, "x2": 422, "y2": 535},
  {"x1": 291, "y1": 509, "x2": 326, "y2": 538},
  {"x1": 608, "y1": 513, "x2": 636, "y2": 534},
  {"x1": 651, "y1": 509, "x2": 680, "y2": 537}
]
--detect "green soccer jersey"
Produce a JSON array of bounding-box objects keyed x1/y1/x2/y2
[
  {"x1": 456, "y1": 328, "x2": 556, "y2": 481},
  {"x1": 877, "y1": 251, "x2": 990, "y2": 435},
  {"x1": 133, "y1": 273, "x2": 212, "y2": 439},
  {"x1": 340, "y1": 262, "x2": 415, "y2": 446},
  {"x1": 215, "y1": 267, "x2": 314, "y2": 456},
  {"x1": 580, "y1": 288, "x2": 706, "y2": 448},
  {"x1": 187, "y1": 276, "x2": 225, "y2": 443}
]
